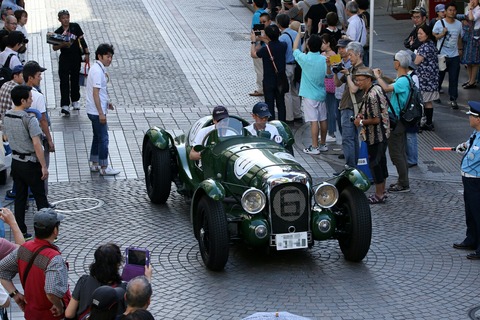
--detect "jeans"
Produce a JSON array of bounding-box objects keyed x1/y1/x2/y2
[
  {"x1": 264, "y1": 85, "x2": 286, "y2": 122},
  {"x1": 406, "y1": 132, "x2": 418, "y2": 165},
  {"x1": 388, "y1": 121, "x2": 409, "y2": 187},
  {"x1": 11, "y1": 159, "x2": 49, "y2": 234},
  {"x1": 58, "y1": 55, "x2": 82, "y2": 107},
  {"x1": 438, "y1": 55, "x2": 460, "y2": 101},
  {"x1": 326, "y1": 93, "x2": 337, "y2": 136},
  {"x1": 340, "y1": 108, "x2": 358, "y2": 167},
  {"x1": 88, "y1": 114, "x2": 110, "y2": 167}
]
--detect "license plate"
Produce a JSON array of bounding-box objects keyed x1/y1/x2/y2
[{"x1": 275, "y1": 232, "x2": 308, "y2": 251}]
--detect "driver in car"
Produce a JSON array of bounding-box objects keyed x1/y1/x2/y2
[
  {"x1": 189, "y1": 106, "x2": 229, "y2": 161},
  {"x1": 245, "y1": 102, "x2": 281, "y2": 141}
]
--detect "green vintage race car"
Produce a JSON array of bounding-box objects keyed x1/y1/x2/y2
[{"x1": 142, "y1": 116, "x2": 372, "y2": 271}]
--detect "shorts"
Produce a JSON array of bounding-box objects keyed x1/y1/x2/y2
[{"x1": 303, "y1": 98, "x2": 327, "y2": 122}]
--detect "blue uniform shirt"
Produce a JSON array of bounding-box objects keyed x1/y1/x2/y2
[{"x1": 461, "y1": 130, "x2": 480, "y2": 177}]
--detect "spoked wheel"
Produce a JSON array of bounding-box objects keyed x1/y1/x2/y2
[
  {"x1": 336, "y1": 186, "x2": 372, "y2": 262},
  {"x1": 143, "y1": 140, "x2": 172, "y2": 204},
  {"x1": 196, "y1": 196, "x2": 229, "y2": 271}
]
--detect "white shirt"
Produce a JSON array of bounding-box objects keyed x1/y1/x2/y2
[
  {"x1": 86, "y1": 61, "x2": 109, "y2": 115},
  {"x1": 346, "y1": 14, "x2": 367, "y2": 46},
  {"x1": 0, "y1": 47, "x2": 21, "y2": 69},
  {"x1": 245, "y1": 123, "x2": 280, "y2": 140},
  {"x1": 30, "y1": 87, "x2": 46, "y2": 114}
]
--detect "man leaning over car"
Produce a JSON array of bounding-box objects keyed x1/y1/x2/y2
[{"x1": 189, "y1": 106, "x2": 229, "y2": 161}]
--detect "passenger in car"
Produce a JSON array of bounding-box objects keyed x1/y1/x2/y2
[
  {"x1": 189, "y1": 106, "x2": 229, "y2": 161},
  {"x1": 245, "y1": 102, "x2": 280, "y2": 141}
]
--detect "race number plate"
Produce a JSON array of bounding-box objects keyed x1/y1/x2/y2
[{"x1": 275, "y1": 232, "x2": 308, "y2": 250}]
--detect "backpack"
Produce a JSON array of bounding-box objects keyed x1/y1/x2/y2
[
  {"x1": 398, "y1": 75, "x2": 424, "y2": 127},
  {"x1": 0, "y1": 53, "x2": 15, "y2": 88}
]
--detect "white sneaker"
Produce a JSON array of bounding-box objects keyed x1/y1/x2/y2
[
  {"x1": 100, "y1": 167, "x2": 121, "y2": 176},
  {"x1": 325, "y1": 135, "x2": 336, "y2": 143},
  {"x1": 71, "y1": 101, "x2": 80, "y2": 110},
  {"x1": 61, "y1": 106, "x2": 70, "y2": 116},
  {"x1": 90, "y1": 165, "x2": 100, "y2": 172},
  {"x1": 303, "y1": 145, "x2": 320, "y2": 155},
  {"x1": 318, "y1": 144, "x2": 329, "y2": 152}
]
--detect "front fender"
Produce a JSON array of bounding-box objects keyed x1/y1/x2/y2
[
  {"x1": 335, "y1": 168, "x2": 371, "y2": 192},
  {"x1": 191, "y1": 179, "x2": 226, "y2": 239},
  {"x1": 269, "y1": 120, "x2": 295, "y2": 148},
  {"x1": 144, "y1": 127, "x2": 173, "y2": 150}
]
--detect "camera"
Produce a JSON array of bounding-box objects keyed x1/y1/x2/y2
[
  {"x1": 23, "y1": 38, "x2": 28, "y2": 44},
  {"x1": 350, "y1": 116, "x2": 355, "y2": 122},
  {"x1": 253, "y1": 23, "x2": 264, "y2": 36},
  {"x1": 332, "y1": 62, "x2": 345, "y2": 74}
]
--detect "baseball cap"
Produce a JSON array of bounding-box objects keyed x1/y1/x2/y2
[
  {"x1": 336, "y1": 38, "x2": 352, "y2": 48},
  {"x1": 411, "y1": 6, "x2": 427, "y2": 16},
  {"x1": 435, "y1": 4, "x2": 445, "y2": 12},
  {"x1": 212, "y1": 106, "x2": 229, "y2": 121},
  {"x1": 466, "y1": 101, "x2": 480, "y2": 117},
  {"x1": 12, "y1": 65, "x2": 23, "y2": 74},
  {"x1": 91, "y1": 286, "x2": 125, "y2": 311},
  {"x1": 23, "y1": 61, "x2": 47, "y2": 74},
  {"x1": 252, "y1": 102, "x2": 272, "y2": 118},
  {"x1": 33, "y1": 208, "x2": 64, "y2": 229}
]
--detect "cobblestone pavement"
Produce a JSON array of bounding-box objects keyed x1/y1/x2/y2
[{"x1": 1, "y1": 0, "x2": 479, "y2": 318}]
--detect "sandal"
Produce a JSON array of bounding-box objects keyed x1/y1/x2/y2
[{"x1": 368, "y1": 194, "x2": 386, "y2": 204}]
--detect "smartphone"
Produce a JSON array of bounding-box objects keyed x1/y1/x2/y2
[
  {"x1": 253, "y1": 23, "x2": 265, "y2": 36},
  {"x1": 126, "y1": 247, "x2": 150, "y2": 267},
  {"x1": 320, "y1": 19, "x2": 327, "y2": 25},
  {"x1": 300, "y1": 23, "x2": 306, "y2": 33}
]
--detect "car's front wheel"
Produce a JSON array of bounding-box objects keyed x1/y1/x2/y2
[
  {"x1": 196, "y1": 196, "x2": 229, "y2": 271},
  {"x1": 337, "y1": 185, "x2": 372, "y2": 262},
  {"x1": 143, "y1": 141, "x2": 172, "y2": 204}
]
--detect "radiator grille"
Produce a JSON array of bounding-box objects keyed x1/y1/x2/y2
[{"x1": 270, "y1": 183, "x2": 309, "y2": 234}]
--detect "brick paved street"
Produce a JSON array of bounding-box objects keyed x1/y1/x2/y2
[{"x1": 0, "y1": 0, "x2": 479, "y2": 318}]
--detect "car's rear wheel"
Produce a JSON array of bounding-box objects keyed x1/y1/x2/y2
[
  {"x1": 337, "y1": 185, "x2": 372, "y2": 262},
  {"x1": 196, "y1": 196, "x2": 229, "y2": 271},
  {"x1": 143, "y1": 141, "x2": 172, "y2": 204}
]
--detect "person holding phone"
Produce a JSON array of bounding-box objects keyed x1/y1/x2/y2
[{"x1": 65, "y1": 243, "x2": 153, "y2": 320}]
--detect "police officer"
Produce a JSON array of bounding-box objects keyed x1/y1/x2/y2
[{"x1": 453, "y1": 101, "x2": 480, "y2": 260}]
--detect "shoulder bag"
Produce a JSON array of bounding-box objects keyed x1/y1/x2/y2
[
  {"x1": 437, "y1": 20, "x2": 447, "y2": 71},
  {"x1": 266, "y1": 44, "x2": 289, "y2": 95}
]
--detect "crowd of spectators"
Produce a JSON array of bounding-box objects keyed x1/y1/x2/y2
[{"x1": 247, "y1": 0, "x2": 480, "y2": 202}]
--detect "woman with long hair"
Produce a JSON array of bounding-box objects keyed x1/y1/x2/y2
[
  {"x1": 414, "y1": 24, "x2": 439, "y2": 131},
  {"x1": 65, "y1": 243, "x2": 125, "y2": 319}
]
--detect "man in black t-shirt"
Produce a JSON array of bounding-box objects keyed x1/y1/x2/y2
[
  {"x1": 52, "y1": 10, "x2": 89, "y2": 116},
  {"x1": 305, "y1": 0, "x2": 336, "y2": 35}
]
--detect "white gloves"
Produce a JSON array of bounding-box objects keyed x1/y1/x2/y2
[{"x1": 456, "y1": 142, "x2": 467, "y2": 154}]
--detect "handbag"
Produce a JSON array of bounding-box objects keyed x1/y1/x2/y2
[
  {"x1": 325, "y1": 76, "x2": 335, "y2": 93},
  {"x1": 266, "y1": 44, "x2": 289, "y2": 95},
  {"x1": 438, "y1": 20, "x2": 447, "y2": 71}
]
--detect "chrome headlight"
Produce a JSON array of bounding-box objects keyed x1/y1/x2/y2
[
  {"x1": 314, "y1": 183, "x2": 338, "y2": 208},
  {"x1": 241, "y1": 188, "x2": 266, "y2": 214}
]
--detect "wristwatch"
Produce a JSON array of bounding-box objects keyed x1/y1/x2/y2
[{"x1": 9, "y1": 289, "x2": 18, "y2": 298}]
